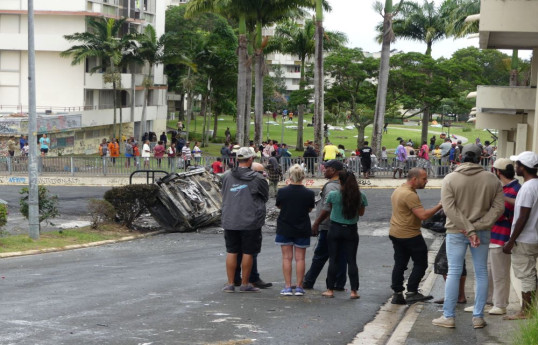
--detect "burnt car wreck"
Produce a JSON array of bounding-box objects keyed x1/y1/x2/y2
[{"x1": 146, "y1": 169, "x2": 222, "y2": 232}]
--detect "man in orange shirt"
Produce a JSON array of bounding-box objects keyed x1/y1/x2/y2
[{"x1": 108, "y1": 138, "x2": 120, "y2": 166}]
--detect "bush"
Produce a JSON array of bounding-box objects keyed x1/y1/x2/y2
[
  {"x1": 103, "y1": 184, "x2": 158, "y2": 228},
  {"x1": 87, "y1": 199, "x2": 116, "y2": 229},
  {"x1": 0, "y1": 203, "x2": 7, "y2": 228},
  {"x1": 462, "y1": 127, "x2": 472, "y2": 132},
  {"x1": 19, "y1": 185, "x2": 60, "y2": 230}
]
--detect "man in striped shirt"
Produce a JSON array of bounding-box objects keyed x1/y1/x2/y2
[{"x1": 487, "y1": 158, "x2": 520, "y2": 315}]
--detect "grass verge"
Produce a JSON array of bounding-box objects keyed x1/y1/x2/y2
[
  {"x1": 514, "y1": 303, "x2": 538, "y2": 345},
  {"x1": 0, "y1": 224, "x2": 146, "y2": 254}
]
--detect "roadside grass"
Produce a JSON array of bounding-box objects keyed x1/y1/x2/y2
[
  {"x1": 168, "y1": 115, "x2": 496, "y2": 157},
  {"x1": 515, "y1": 304, "x2": 538, "y2": 345},
  {"x1": 0, "y1": 223, "x2": 144, "y2": 254}
]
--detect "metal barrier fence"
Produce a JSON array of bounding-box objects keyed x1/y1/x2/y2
[{"x1": 0, "y1": 155, "x2": 494, "y2": 179}]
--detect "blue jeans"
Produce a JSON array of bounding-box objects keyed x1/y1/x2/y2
[
  {"x1": 304, "y1": 230, "x2": 347, "y2": 288},
  {"x1": 444, "y1": 231, "x2": 490, "y2": 318}
]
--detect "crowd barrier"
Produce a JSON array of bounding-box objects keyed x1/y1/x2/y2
[{"x1": 0, "y1": 155, "x2": 494, "y2": 179}]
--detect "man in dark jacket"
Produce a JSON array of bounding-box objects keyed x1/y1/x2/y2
[{"x1": 221, "y1": 147, "x2": 269, "y2": 293}]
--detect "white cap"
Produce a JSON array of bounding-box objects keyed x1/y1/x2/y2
[
  {"x1": 510, "y1": 151, "x2": 538, "y2": 169},
  {"x1": 236, "y1": 147, "x2": 255, "y2": 159}
]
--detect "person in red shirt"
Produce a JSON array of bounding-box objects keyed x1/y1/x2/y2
[
  {"x1": 212, "y1": 157, "x2": 224, "y2": 174},
  {"x1": 108, "y1": 138, "x2": 120, "y2": 166},
  {"x1": 153, "y1": 140, "x2": 165, "y2": 168}
]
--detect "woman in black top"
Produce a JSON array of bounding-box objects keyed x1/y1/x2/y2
[{"x1": 275, "y1": 164, "x2": 315, "y2": 296}]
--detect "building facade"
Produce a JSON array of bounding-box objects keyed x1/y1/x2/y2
[
  {"x1": 0, "y1": 0, "x2": 168, "y2": 155},
  {"x1": 475, "y1": 0, "x2": 538, "y2": 156}
]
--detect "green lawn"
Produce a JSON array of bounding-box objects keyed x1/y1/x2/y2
[{"x1": 169, "y1": 114, "x2": 496, "y2": 157}]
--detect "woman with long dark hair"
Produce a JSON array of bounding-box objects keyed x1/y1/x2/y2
[{"x1": 312, "y1": 170, "x2": 368, "y2": 299}]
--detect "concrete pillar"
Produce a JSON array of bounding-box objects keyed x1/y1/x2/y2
[
  {"x1": 497, "y1": 130, "x2": 508, "y2": 158},
  {"x1": 531, "y1": 49, "x2": 538, "y2": 87},
  {"x1": 516, "y1": 123, "x2": 528, "y2": 153}
]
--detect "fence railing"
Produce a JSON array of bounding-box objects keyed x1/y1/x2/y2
[{"x1": 0, "y1": 155, "x2": 494, "y2": 180}]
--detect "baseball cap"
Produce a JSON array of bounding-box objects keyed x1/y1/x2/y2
[
  {"x1": 322, "y1": 160, "x2": 344, "y2": 171},
  {"x1": 493, "y1": 158, "x2": 514, "y2": 170},
  {"x1": 461, "y1": 144, "x2": 482, "y2": 158},
  {"x1": 236, "y1": 147, "x2": 255, "y2": 159},
  {"x1": 510, "y1": 151, "x2": 538, "y2": 168}
]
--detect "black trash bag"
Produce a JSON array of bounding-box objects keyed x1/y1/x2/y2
[
  {"x1": 434, "y1": 240, "x2": 448, "y2": 275},
  {"x1": 422, "y1": 209, "x2": 446, "y2": 233}
]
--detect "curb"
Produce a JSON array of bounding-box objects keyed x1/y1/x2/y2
[
  {"x1": 0, "y1": 230, "x2": 166, "y2": 259},
  {"x1": 349, "y1": 235, "x2": 443, "y2": 345}
]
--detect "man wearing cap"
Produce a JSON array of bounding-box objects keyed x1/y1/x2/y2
[
  {"x1": 503, "y1": 151, "x2": 538, "y2": 320},
  {"x1": 359, "y1": 141, "x2": 373, "y2": 179},
  {"x1": 476, "y1": 158, "x2": 520, "y2": 316},
  {"x1": 433, "y1": 144, "x2": 504, "y2": 329},
  {"x1": 221, "y1": 147, "x2": 269, "y2": 293},
  {"x1": 303, "y1": 160, "x2": 347, "y2": 290}
]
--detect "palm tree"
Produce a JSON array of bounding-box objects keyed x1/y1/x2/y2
[
  {"x1": 381, "y1": 0, "x2": 447, "y2": 143},
  {"x1": 313, "y1": 0, "x2": 324, "y2": 153},
  {"x1": 186, "y1": 0, "x2": 256, "y2": 146},
  {"x1": 62, "y1": 17, "x2": 129, "y2": 139},
  {"x1": 371, "y1": 0, "x2": 402, "y2": 158},
  {"x1": 133, "y1": 25, "x2": 165, "y2": 142},
  {"x1": 272, "y1": 19, "x2": 346, "y2": 150}
]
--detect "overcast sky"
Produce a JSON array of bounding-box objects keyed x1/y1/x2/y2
[{"x1": 323, "y1": 0, "x2": 531, "y2": 60}]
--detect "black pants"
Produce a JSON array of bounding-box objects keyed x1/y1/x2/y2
[
  {"x1": 389, "y1": 234, "x2": 428, "y2": 293},
  {"x1": 304, "y1": 230, "x2": 347, "y2": 288},
  {"x1": 327, "y1": 222, "x2": 359, "y2": 291}
]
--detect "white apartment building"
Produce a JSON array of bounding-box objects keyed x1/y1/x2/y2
[
  {"x1": 475, "y1": 0, "x2": 538, "y2": 156},
  {"x1": 0, "y1": 0, "x2": 168, "y2": 155}
]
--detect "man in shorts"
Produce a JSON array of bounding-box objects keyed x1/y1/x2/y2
[
  {"x1": 503, "y1": 151, "x2": 538, "y2": 320},
  {"x1": 221, "y1": 147, "x2": 269, "y2": 293}
]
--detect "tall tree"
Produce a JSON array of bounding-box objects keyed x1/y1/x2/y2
[
  {"x1": 325, "y1": 47, "x2": 378, "y2": 148},
  {"x1": 134, "y1": 25, "x2": 165, "y2": 142},
  {"x1": 313, "y1": 0, "x2": 324, "y2": 154},
  {"x1": 271, "y1": 18, "x2": 346, "y2": 150},
  {"x1": 371, "y1": 0, "x2": 402, "y2": 158},
  {"x1": 62, "y1": 17, "x2": 129, "y2": 139},
  {"x1": 383, "y1": 0, "x2": 448, "y2": 143}
]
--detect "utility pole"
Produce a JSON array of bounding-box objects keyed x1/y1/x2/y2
[{"x1": 28, "y1": 0, "x2": 40, "y2": 239}]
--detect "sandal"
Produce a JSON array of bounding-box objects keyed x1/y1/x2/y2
[{"x1": 503, "y1": 312, "x2": 528, "y2": 320}]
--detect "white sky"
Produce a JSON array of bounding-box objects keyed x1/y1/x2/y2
[{"x1": 323, "y1": 0, "x2": 531, "y2": 60}]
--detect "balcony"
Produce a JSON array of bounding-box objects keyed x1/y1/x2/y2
[
  {"x1": 85, "y1": 73, "x2": 145, "y2": 90},
  {"x1": 475, "y1": 85, "x2": 532, "y2": 130},
  {"x1": 479, "y1": 0, "x2": 538, "y2": 49},
  {"x1": 476, "y1": 85, "x2": 536, "y2": 112}
]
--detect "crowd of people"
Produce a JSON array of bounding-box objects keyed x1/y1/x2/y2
[{"x1": 219, "y1": 143, "x2": 538, "y2": 331}]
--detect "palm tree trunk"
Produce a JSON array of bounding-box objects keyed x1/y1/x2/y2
[
  {"x1": 212, "y1": 104, "x2": 218, "y2": 141},
  {"x1": 254, "y1": 49, "x2": 264, "y2": 147},
  {"x1": 119, "y1": 89, "x2": 123, "y2": 153},
  {"x1": 313, "y1": 0, "x2": 324, "y2": 155},
  {"x1": 141, "y1": 66, "x2": 152, "y2": 143},
  {"x1": 372, "y1": 0, "x2": 393, "y2": 158},
  {"x1": 244, "y1": 60, "x2": 253, "y2": 146},
  {"x1": 357, "y1": 124, "x2": 365, "y2": 148},
  {"x1": 236, "y1": 15, "x2": 248, "y2": 146},
  {"x1": 201, "y1": 92, "x2": 208, "y2": 147},
  {"x1": 186, "y1": 90, "x2": 193, "y2": 142},
  {"x1": 112, "y1": 80, "x2": 117, "y2": 138},
  {"x1": 296, "y1": 59, "x2": 306, "y2": 151}
]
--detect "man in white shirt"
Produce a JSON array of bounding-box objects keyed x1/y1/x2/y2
[
  {"x1": 503, "y1": 151, "x2": 538, "y2": 320},
  {"x1": 142, "y1": 140, "x2": 151, "y2": 169}
]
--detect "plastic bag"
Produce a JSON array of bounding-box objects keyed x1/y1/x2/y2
[
  {"x1": 434, "y1": 240, "x2": 448, "y2": 275},
  {"x1": 422, "y1": 209, "x2": 446, "y2": 233}
]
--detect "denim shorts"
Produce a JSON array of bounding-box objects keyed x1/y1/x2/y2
[{"x1": 275, "y1": 234, "x2": 310, "y2": 248}]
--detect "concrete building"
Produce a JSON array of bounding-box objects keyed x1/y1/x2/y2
[
  {"x1": 0, "y1": 0, "x2": 168, "y2": 155},
  {"x1": 475, "y1": 0, "x2": 538, "y2": 156}
]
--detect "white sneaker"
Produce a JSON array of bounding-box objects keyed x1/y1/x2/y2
[
  {"x1": 432, "y1": 315, "x2": 456, "y2": 328},
  {"x1": 464, "y1": 306, "x2": 474, "y2": 312},
  {"x1": 488, "y1": 306, "x2": 507, "y2": 315}
]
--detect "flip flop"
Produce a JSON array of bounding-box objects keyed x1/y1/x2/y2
[
  {"x1": 350, "y1": 295, "x2": 360, "y2": 300},
  {"x1": 503, "y1": 313, "x2": 528, "y2": 320}
]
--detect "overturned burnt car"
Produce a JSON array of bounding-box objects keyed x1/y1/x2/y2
[{"x1": 146, "y1": 169, "x2": 222, "y2": 232}]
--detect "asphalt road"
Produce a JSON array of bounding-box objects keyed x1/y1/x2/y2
[{"x1": 0, "y1": 186, "x2": 443, "y2": 344}]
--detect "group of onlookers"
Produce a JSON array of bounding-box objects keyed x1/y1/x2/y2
[{"x1": 4, "y1": 134, "x2": 46, "y2": 157}]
